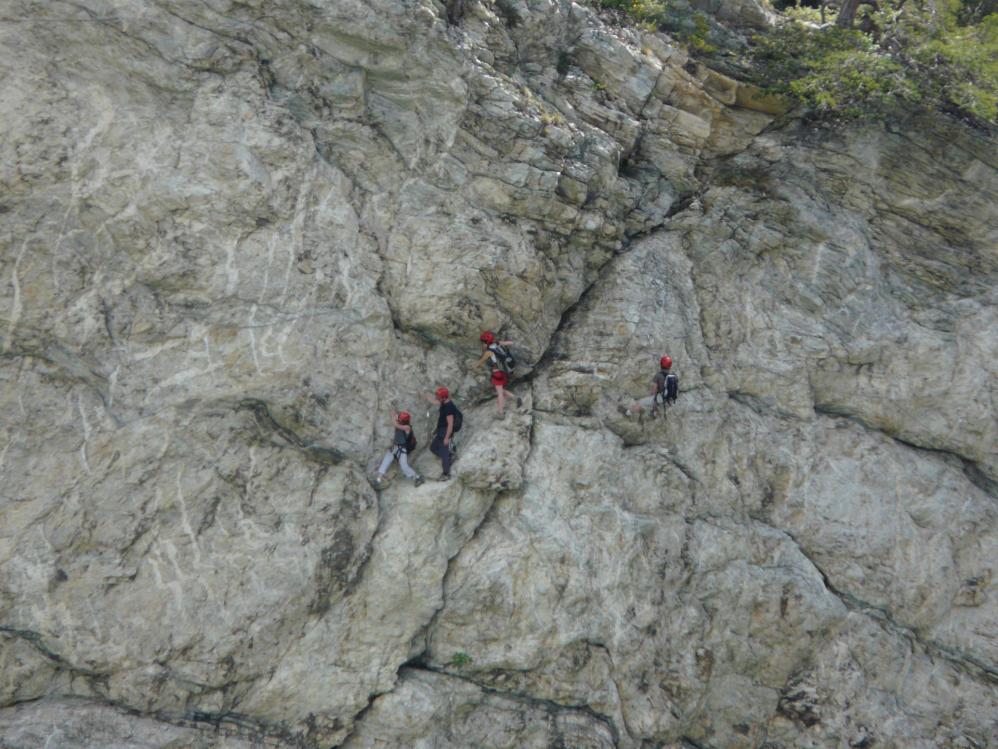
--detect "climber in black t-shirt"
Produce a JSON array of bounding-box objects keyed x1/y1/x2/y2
[{"x1": 422, "y1": 386, "x2": 463, "y2": 479}]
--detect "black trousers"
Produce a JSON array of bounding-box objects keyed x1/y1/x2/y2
[{"x1": 430, "y1": 431, "x2": 453, "y2": 476}]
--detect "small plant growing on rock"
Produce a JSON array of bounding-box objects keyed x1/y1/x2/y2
[
  {"x1": 449, "y1": 651, "x2": 473, "y2": 668},
  {"x1": 540, "y1": 111, "x2": 567, "y2": 127},
  {"x1": 684, "y1": 12, "x2": 716, "y2": 54}
]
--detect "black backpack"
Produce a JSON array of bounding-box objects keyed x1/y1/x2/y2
[
  {"x1": 489, "y1": 343, "x2": 516, "y2": 373},
  {"x1": 405, "y1": 429, "x2": 417, "y2": 452},
  {"x1": 664, "y1": 373, "x2": 679, "y2": 403},
  {"x1": 451, "y1": 404, "x2": 463, "y2": 433}
]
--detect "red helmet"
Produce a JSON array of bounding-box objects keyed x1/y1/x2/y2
[
  {"x1": 660, "y1": 356, "x2": 672, "y2": 369},
  {"x1": 480, "y1": 331, "x2": 495, "y2": 345},
  {"x1": 435, "y1": 386, "x2": 450, "y2": 401},
  {"x1": 398, "y1": 411, "x2": 411, "y2": 424}
]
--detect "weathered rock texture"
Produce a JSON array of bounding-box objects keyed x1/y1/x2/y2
[{"x1": 1, "y1": 1, "x2": 995, "y2": 748}]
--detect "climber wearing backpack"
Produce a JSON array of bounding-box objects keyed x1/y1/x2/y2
[
  {"x1": 475, "y1": 331, "x2": 518, "y2": 417},
  {"x1": 422, "y1": 386, "x2": 463, "y2": 480},
  {"x1": 374, "y1": 410, "x2": 424, "y2": 487},
  {"x1": 622, "y1": 356, "x2": 679, "y2": 417}
]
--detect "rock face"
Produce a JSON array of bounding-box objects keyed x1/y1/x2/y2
[{"x1": 1, "y1": 1, "x2": 995, "y2": 748}]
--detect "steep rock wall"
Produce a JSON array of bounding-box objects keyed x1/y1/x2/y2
[{"x1": 1, "y1": 1, "x2": 995, "y2": 748}]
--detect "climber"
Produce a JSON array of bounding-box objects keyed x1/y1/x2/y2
[
  {"x1": 422, "y1": 386, "x2": 463, "y2": 480},
  {"x1": 622, "y1": 356, "x2": 679, "y2": 417},
  {"x1": 475, "y1": 331, "x2": 519, "y2": 417},
  {"x1": 373, "y1": 410, "x2": 424, "y2": 487}
]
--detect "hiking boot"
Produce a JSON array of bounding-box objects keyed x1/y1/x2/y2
[
  {"x1": 372, "y1": 475, "x2": 383, "y2": 488},
  {"x1": 414, "y1": 475, "x2": 425, "y2": 487},
  {"x1": 440, "y1": 473, "x2": 451, "y2": 481},
  {"x1": 618, "y1": 404, "x2": 630, "y2": 417}
]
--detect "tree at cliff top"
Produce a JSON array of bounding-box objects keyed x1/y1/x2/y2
[{"x1": 754, "y1": 0, "x2": 998, "y2": 123}]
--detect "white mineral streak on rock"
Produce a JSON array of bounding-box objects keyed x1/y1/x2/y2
[{"x1": 0, "y1": 0, "x2": 995, "y2": 748}]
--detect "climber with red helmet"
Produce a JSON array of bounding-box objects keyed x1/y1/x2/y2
[
  {"x1": 421, "y1": 386, "x2": 463, "y2": 479},
  {"x1": 475, "y1": 331, "x2": 519, "y2": 417},
  {"x1": 373, "y1": 409, "x2": 424, "y2": 488},
  {"x1": 622, "y1": 355, "x2": 679, "y2": 417}
]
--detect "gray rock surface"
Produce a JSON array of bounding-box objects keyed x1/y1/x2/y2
[
  {"x1": 0, "y1": 699, "x2": 260, "y2": 749},
  {"x1": 342, "y1": 667, "x2": 617, "y2": 749},
  {"x1": 1, "y1": 1, "x2": 995, "y2": 748}
]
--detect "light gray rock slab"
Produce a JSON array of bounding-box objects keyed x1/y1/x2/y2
[{"x1": 0, "y1": 699, "x2": 261, "y2": 749}]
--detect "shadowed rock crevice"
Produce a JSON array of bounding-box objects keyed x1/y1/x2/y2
[
  {"x1": 773, "y1": 527, "x2": 998, "y2": 686},
  {"x1": 405, "y1": 484, "x2": 510, "y2": 670},
  {"x1": 239, "y1": 398, "x2": 347, "y2": 466},
  {"x1": 357, "y1": 665, "x2": 621, "y2": 748},
  {"x1": 0, "y1": 698, "x2": 300, "y2": 749},
  {"x1": 0, "y1": 627, "x2": 106, "y2": 681},
  {"x1": 813, "y1": 403, "x2": 998, "y2": 499}
]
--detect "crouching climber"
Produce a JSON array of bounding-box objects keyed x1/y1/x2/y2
[
  {"x1": 423, "y1": 386, "x2": 463, "y2": 480},
  {"x1": 476, "y1": 331, "x2": 519, "y2": 417},
  {"x1": 622, "y1": 356, "x2": 679, "y2": 417},
  {"x1": 374, "y1": 410, "x2": 424, "y2": 487}
]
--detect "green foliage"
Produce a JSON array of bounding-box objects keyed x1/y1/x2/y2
[
  {"x1": 686, "y1": 12, "x2": 716, "y2": 53},
  {"x1": 907, "y1": 11, "x2": 998, "y2": 121},
  {"x1": 592, "y1": 0, "x2": 997, "y2": 124},
  {"x1": 788, "y1": 50, "x2": 914, "y2": 118},
  {"x1": 781, "y1": 4, "x2": 835, "y2": 25},
  {"x1": 751, "y1": 1, "x2": 998, "y2": 124},
  {"x1": 598, "y1": 0, "x2": 669, "y2": 27},
  {"x1": 752, "y1": 24, "x2": 866, "y2": 85},
  {"x1": 596, "y1": 1, "x2": 716, "y2": 51},
  {"x1": 752, "y1": 25, "x2": 915, "y2": 118},
  {"x1": 449, "y1": 651, "x2": 473, "y2": 668}
]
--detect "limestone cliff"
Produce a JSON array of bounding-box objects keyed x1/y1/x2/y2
[{"x1": 1, "y1": 1, "x2": 995, "y2": 748}]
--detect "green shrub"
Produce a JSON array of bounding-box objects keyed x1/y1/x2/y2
[
  {"x1": 599, "y1": 0, "x2": 668, "y2": 22},
  {"x1": 907, "y1": 11, "x2": 998, "y2": 121},
  {"x1": 449, "y1": 651, "x2": 473, "y2": 668},
  {"x1": 597, "y1": 2, "x2": 719, "y2": 52},
  {"x1": 686, "y1": 12, "x2": 716, "y2": 53},
  {"x1": 750, "y1": 2, "x2": 998, "y2": 124},
  {"x1": 752, "y1": 25, "x2": 916, "y2": 119},
  {"x1": 592, "y1": 0, "x2": 998, "y2": 125},
  {"x1": 787, "y1": 50, "x2": 915, "y2": 118},
  {"x1": 782, "y1": 5, "x2": 834, "y2": 25}
]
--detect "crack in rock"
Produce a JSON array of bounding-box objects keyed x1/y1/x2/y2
[
  {"x1": 404, "y1": 664, "x2": 622, "y2": 747},
  {"x1": 0, "y1": 626, "x2": 106, "y2": 682},
  {"x1": 239, "y1": 398, "x2": 347, "y2": 466},
  {"x1": 769, "y1": 526, "x2": 998, "y2": 686}
]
